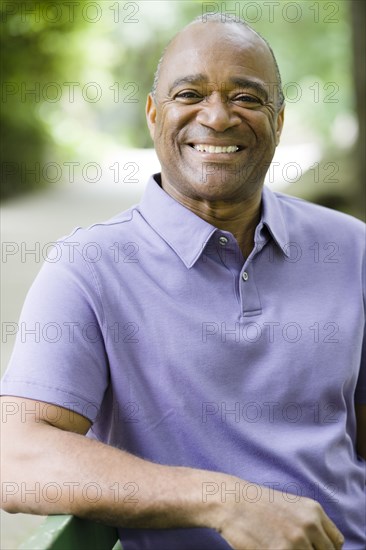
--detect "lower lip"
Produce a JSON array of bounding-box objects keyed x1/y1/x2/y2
[{"x1": 186, "y1": 145, "x2": 245, "y2": 161}]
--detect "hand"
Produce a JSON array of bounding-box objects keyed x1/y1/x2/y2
[{"x1": 215, "y1": 480, "x2": 344, "y2": 550}]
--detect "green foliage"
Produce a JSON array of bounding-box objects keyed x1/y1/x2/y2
[{"x1": 0, "y1": 0, "x2": 90, "y2": 198}]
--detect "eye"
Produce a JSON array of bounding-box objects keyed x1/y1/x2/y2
[
  {"x1": 174, "y1": 91, "x2": 202, "y2": 101},
  {"x1": 233, "y1": 94, "x2": 263, "y2": 106}
]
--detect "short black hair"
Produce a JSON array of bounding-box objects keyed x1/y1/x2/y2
[{"x1": 151, "y1": 13, "x2": 285, "y2": 110}]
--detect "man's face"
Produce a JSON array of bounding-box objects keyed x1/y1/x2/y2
[{"x1": 146, "y1": 22, "x2": 285, "y2": 202}]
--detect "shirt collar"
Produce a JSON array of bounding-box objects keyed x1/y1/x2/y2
[
  {"x1": 259, "y1": 184, "x2": 290, "y2": 257},
  {"x1": 139, "y1": 174, "x2": 290, "y2": 268},
  {"x1": 139, "y1": 174, "x2": 217, "y2": 268}
]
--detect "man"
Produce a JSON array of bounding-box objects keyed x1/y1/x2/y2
[{"x1": 1, "y1": 14, "x2": 365, "y2": 550}]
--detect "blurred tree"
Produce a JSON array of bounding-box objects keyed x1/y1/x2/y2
[
  {"x1": 0, "y1": 0, "x2": 88, "y2": 200},
  {"x1": 286, "y1": 0, "x2": 364, "y2": 220},
  {"x1": 350, "y1": 0, "x2": 366, "y2": 220}
]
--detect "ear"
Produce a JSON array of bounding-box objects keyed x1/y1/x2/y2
[
  {"x1": 146, "y1": 94, "x2": 157, "y2": 141},
  {"x1": 275, "y1": 103, "x2": 285, "y2": 146}
]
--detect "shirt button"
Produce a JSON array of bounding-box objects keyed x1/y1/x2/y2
[
  {"x1": 219, "y1": 236, "x2": 228, "y2": 246},
  {"x1": 242, "y1": 271, "x2": 249, "y2": 281}
]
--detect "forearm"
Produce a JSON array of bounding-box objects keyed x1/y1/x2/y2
[
  {"x1": 2, "y1": 421, "x2": 225, "y2": 531},
  {"x1": 1, "y1": 397, "x2": 345, "y2": 549},
  {"x1": 2, "y1": 422, "x2": 345, "y2": 549}
]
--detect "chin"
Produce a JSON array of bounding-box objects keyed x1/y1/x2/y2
[{"x1": 189, "y1": 180, "x2": 245, "y2": 202}]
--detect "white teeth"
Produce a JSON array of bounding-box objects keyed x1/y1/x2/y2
[{"x1": 193, "y1": 144, "x2": 239, "y2": 153}]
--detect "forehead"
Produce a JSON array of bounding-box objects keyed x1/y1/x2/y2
[{"x1": 158, "y1": 22, "x2": 277, "y2": 91}]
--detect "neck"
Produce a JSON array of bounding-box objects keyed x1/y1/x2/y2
[{"x1": 161, "y1": 178, "x2": 263, "y2": 259}]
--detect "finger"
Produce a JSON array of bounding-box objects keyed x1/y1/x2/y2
[
  {"x1": 311, "y1": 523, "x2": 340, "y2": 550},
  {"x1": 321, "y1": 513, "x2": 344, "y2": 550}
]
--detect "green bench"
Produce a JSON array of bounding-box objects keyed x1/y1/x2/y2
[{"x1": 19, "y1": 515, "x2": 123, "y2": 550}]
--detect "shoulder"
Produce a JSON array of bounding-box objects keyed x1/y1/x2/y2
[
  {"x1": 56, "y1": 204, "x2": 140, "y2": 248},
  {"x1": 274, "y1": 190, "x2": 365, "y2": 242},
  {"x1": 38, "y1": 204, "x2": 143, "y2": 277}
]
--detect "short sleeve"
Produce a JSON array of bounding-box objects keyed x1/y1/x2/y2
[{"x1": 1, "y1": 244, "x2": 109, "y2": 422}]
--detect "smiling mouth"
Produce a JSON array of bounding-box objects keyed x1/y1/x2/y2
[{"x1": 189, "y1": 144, "x2": 243, "y2": 153}]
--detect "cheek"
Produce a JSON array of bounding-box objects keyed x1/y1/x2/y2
[
  {"x1": 155, "y1": 116, "x2": 175, "y2": 144},
  {"x1": 157, "y1": 106, "x2": 192, "y2": 140},
  {"x1": 244, "y1": 110, "x2": 278, "y2": 136}
]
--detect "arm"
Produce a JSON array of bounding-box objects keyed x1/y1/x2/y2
[
  {"x1": 355, "y1": 403, "x2": 366, "y2": 460},
  {"x1": 1, "y1": 396, "x2": 344, "y2": 550}
]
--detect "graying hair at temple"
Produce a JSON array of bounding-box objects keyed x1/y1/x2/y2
[{"x1": 150, "y1": 13, "x2": 285, "y2": 110}]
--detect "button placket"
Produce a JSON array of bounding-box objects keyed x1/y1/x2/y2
[
  {"x1": 239, "y1": 264, "x2": 262, "y2": 317},
  {"x1": 217, "y1": 235, "x2": 243, "y2": 273}
]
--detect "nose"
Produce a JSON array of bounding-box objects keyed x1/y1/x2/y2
[{"x1": 196, "y1": 92, "x2": 241, "y2": 132}]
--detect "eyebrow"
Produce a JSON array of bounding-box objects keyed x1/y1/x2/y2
[
  {"x1": 168, "y1": 74, "x2": 269, "y2": 102},
  {"x1": 168, "y1": 74, "x2": 208, "y2": 95},
  {"x1": 228, "y1": 77, "x2": 269, "y2": 102}
]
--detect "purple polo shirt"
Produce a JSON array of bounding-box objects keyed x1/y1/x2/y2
[{"x1": 2, "y1": 174, "x2": 366, "y2": 549}]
